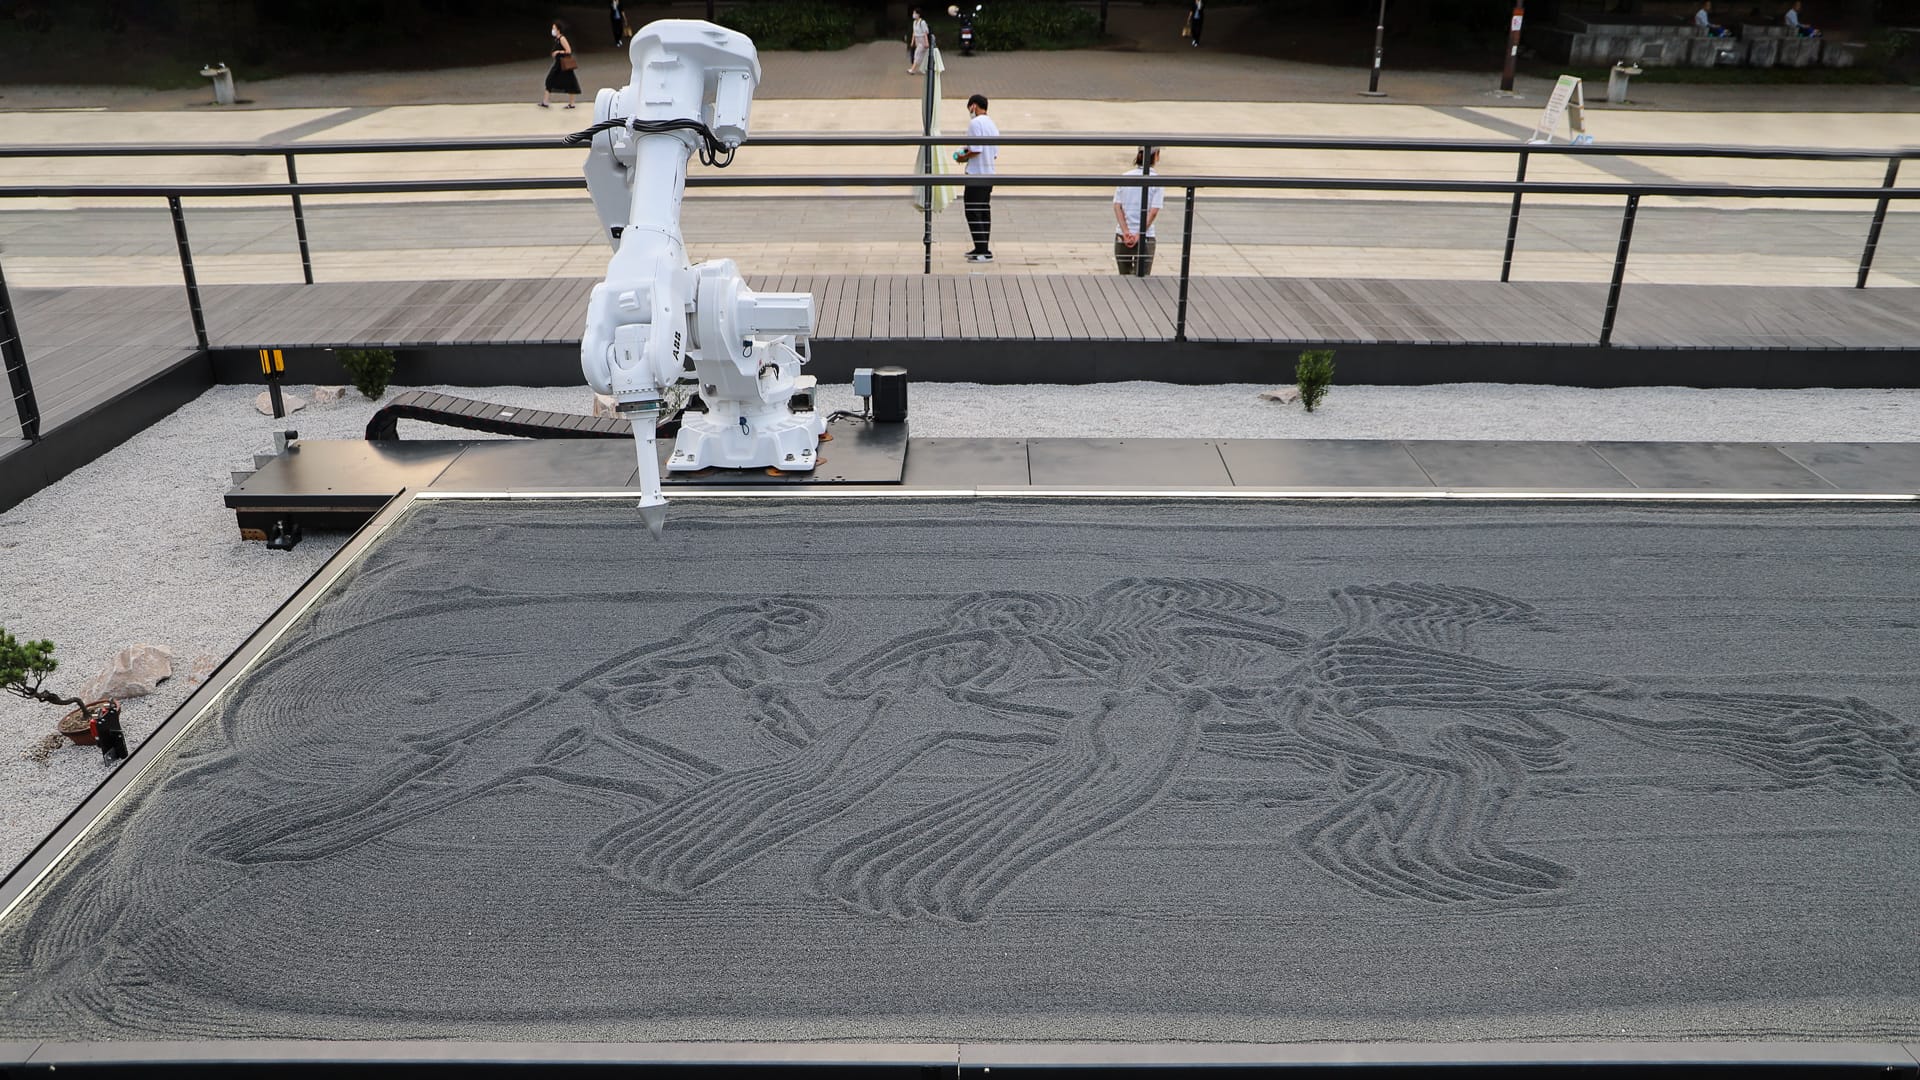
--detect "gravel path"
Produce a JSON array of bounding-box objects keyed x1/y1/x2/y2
[{"x1": 3, "y1": 380, "x2": 1918, "y2": 876}]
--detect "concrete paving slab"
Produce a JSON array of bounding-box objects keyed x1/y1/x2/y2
[
  {"x1": 1588, "y1": 441, "x2": 1837, "y2": 490},
  {"x1": 1027, "y1": 437, "x2": 1231, "y2": 486},
  {"x1": 1774, "y1": 441, "x2": 1920, "y2": 492},
  {"x1": 1401, "y1": 440, "x2": 1635, "y2": 490},
  {"x1": 901, "y1": 437, "x2": 1030, "y2": 488},
  {"x1": 1216, "y1": 438, "x2": 1432, "y2": 488}
]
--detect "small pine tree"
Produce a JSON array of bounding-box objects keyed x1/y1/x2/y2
[
  {"x1": 0, "y1": 627, "x2": 88, "y2": 715},
  {"x1": 1296, "y1": 349, "x2": 1335, "y2": 413},
  {"x1": 337, "y1": 348, "x2": 398, "y2": 400}
]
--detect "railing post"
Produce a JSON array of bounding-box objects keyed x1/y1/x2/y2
[
  {"x1": 921, "y1": 68, "x2": 935, "y2": 275},
  {"x1": 1598, "y1": 193, "x2": 1639, "y2": 347},
  {"x1": 1175, "y1": 187, "x2": 1196, "y2": 342},
  {"x1": 1855, "y1": 156, "x2": 1900, "y2": 289},
  {"x1": 1136, "y1": 144, "x2": 1153, "y2": 278},
  {"x1": 0, "y1": 253, "x2": 40, "y2": 440},
  {"x1": 168, "y1": 196, "x2": 210, "y2": 351},
  {"x1": 285, "y1": 153, "x2": 315, "y2": 285},
  {"x1": 1500, "y1": 148, "x2": 1529, "y2": 283}
]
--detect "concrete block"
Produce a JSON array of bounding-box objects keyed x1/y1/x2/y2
[
  {"x1": 1821, "y1": 40, "x2": 1864, "y2": 67},
  {"x1": 1777, "y1": 37, "x2": 1822, "y2": 66}
]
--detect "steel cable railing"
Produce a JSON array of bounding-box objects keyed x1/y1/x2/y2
[{"x1": 0, "y1": 132, "x2": 1914, "y2": 438}]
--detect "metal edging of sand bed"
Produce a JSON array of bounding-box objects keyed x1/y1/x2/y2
[
  {"x1": 4, "y1": 489, "x2": 1920, "y2": 1076},
  {"x1": 2, "y1": 1038, "x2": 1917, "y2": 1076},
  {"x1": 410, "y1": 489, "x2": 1920, "y2": 502}
]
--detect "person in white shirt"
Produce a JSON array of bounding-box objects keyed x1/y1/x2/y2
[
  {"x1": 1784, "y1": 1, "x2": 1819, "y2": 36},
  {"x1": 952, "y1": 93, "x2": 999, "y2": 262},
  {"x1": 908, "y1": 8, "x2": 931, "y2": 74},
  {"x1": 1113, "y1": 148, "x2": 1165, "y2": 276},
  {"x1": 1693, "y1": 1, "x2": 1727, "y2": 35}
]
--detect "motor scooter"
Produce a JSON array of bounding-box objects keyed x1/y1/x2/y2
[{"x1": 948, "y1": 3, "x2": 982, "y2": 55}]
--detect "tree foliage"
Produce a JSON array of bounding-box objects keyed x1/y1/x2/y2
[{"x1": 0, "y1": 627, "x2": 87, "y2": 713}]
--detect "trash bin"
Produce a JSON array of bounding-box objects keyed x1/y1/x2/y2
[
  {"x1": 200, "y1": 63, "x2": 235, "y2": 105},
  {"x1": 1607, "y1": 60, "x2": 1642, "y2": 103}
]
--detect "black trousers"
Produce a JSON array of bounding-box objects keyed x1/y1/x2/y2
[
  {"x1": 1113, "y1": 235, "x2": 1157, "y2": 276},
  {"x1": 963, "y1": 184, "x2": 993, "y2": 254}
]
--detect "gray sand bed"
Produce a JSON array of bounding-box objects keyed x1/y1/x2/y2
[
  {"x1": 2, "y1": 498, "x2": 1916, "y2": 1042},
  {"x1": 2, "y1": 380, "x2": 1917, "y2": 880}
]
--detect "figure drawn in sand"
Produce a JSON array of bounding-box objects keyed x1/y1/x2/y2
[{"x1": 200, "y1": 579, "x2": 1920, "y2": 922}]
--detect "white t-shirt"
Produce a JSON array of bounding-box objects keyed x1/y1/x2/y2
[
  {"x1": 966, "y1": 113, "x2": 999, "y2": 175},
  {"x1": 1694, "y1": 8, "x2": 1711, "y2": 26},
  {"x1": 1113, "y1": 168, "x2": 1165, "y2": 237},
  {"x1": 912, "y1": 17, "x2": 930, "y2": 45},
  {"x1": 1784, "y1": 8, "x2": 1801, "y2": 28}
]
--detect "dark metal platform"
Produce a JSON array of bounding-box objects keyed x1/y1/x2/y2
[{"x1": 225, "y1": 422, "x2": 913, "y2": 536}]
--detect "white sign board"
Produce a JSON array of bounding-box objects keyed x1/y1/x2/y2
[{"x1": 1529, "y1": 75, "x2": 1589, "y2": 144}]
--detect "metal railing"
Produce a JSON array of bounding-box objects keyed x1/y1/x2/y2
[{"x1": 0, "y1": 133, "x2": 1915, "y2": 440}]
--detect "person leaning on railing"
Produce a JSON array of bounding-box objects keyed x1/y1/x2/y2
[{"x1": 1113, "y1": 147, "x2": 1165, "y2": 277}]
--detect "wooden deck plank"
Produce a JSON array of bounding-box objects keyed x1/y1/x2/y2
[{"x1": 11, "y1": 275, "x2": 1918, "y2": 442}]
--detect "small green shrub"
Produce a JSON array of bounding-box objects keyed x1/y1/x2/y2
[
  {"x1": 719, "y1": 1, "x2": 860, "y2": 51},
  {"x1": 337, "y1": 348, "x2": 397, "y2": 400},
  {"x1": 1295, "y1": 349, "x2": 1335, "y2": 413},
  {"x1": 972, "y1": 1, "x2": 1101, "y2": 50}
]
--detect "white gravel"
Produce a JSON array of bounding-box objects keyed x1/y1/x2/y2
[{"x1": 4, "y1": 379, "x2": 1918, "y2": 876}]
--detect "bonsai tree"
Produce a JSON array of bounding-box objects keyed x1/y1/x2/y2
[
  {"x1": 4, "y1": 627, "x2": 127, "y2": 760},
  {"x1": 0, "y1": 627, "x2": 88, "y2": 716}
]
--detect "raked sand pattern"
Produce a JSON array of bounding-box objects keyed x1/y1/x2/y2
[{"x1": 2, "y1": 499, "x2": 1918, "y2": 1043}]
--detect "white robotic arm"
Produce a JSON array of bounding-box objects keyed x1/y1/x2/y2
[{"x1": 580, "y1": 20, "x2": 822, "y2": 537}]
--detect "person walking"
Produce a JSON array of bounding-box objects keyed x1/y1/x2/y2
[
  {"x1": 1185, "y1": 0, "x2": 1205, "y2": 47},
  {"x1": 908, "y1": 8, "x2": 932, "y2": 74},
  {"x1": 1113, "y1": 148, "x2": 1165, "y2": 276},
  {"x1": 953, "y1": 93, "x2": 998, "y2": 262},
  {"x1": 541, "y1": 20, "x2": 581, "y2": 109},
  {"x1": 609, "y1": 1, "x2": 631, "y2": 48}
]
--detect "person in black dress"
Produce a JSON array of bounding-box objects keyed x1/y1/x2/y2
[
  {"x1": 609, "y1": 1, "x2": 630, "y2": 48},
  {"x1": 541, "y1": 20, "x2": 581, "y2": 109}
]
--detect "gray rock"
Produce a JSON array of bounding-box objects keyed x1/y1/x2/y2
[
  {"x1": 255, "y1": 391, "x2": 307, "y2": 416},
  {"x1": 187, "y1": 654, "x2": 220, "y2": 686},
  {"x1": 309, "y1": 386, "x2": 347, "y2": 405},
  {"x1": 79, "y1": 644, "x2": 174, "y2": 702},
  {"x1": 1259, "y1": 386, "x2": 1303, "y2": 404}
]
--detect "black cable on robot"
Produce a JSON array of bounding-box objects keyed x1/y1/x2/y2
[{"x1": 562, "y1": 117, "x2": 737, "y2": 167}]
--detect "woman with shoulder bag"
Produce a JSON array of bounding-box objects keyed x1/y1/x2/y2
[{"x1": 541, "y1": 20, "x2": 581, "y2": 109}]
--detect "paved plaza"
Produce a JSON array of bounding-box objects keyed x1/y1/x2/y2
[{"x1": 1, "y1": 36, "x2": 1916, "y2": 290}]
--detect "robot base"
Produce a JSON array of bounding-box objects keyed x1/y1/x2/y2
[{"x1": 667, "y1": 406, "x2": 826, "y2": 473}]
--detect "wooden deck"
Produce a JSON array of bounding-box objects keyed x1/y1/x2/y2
[{"x1": 6, "y1": 273, "x2": 1916, "y2": 442}]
